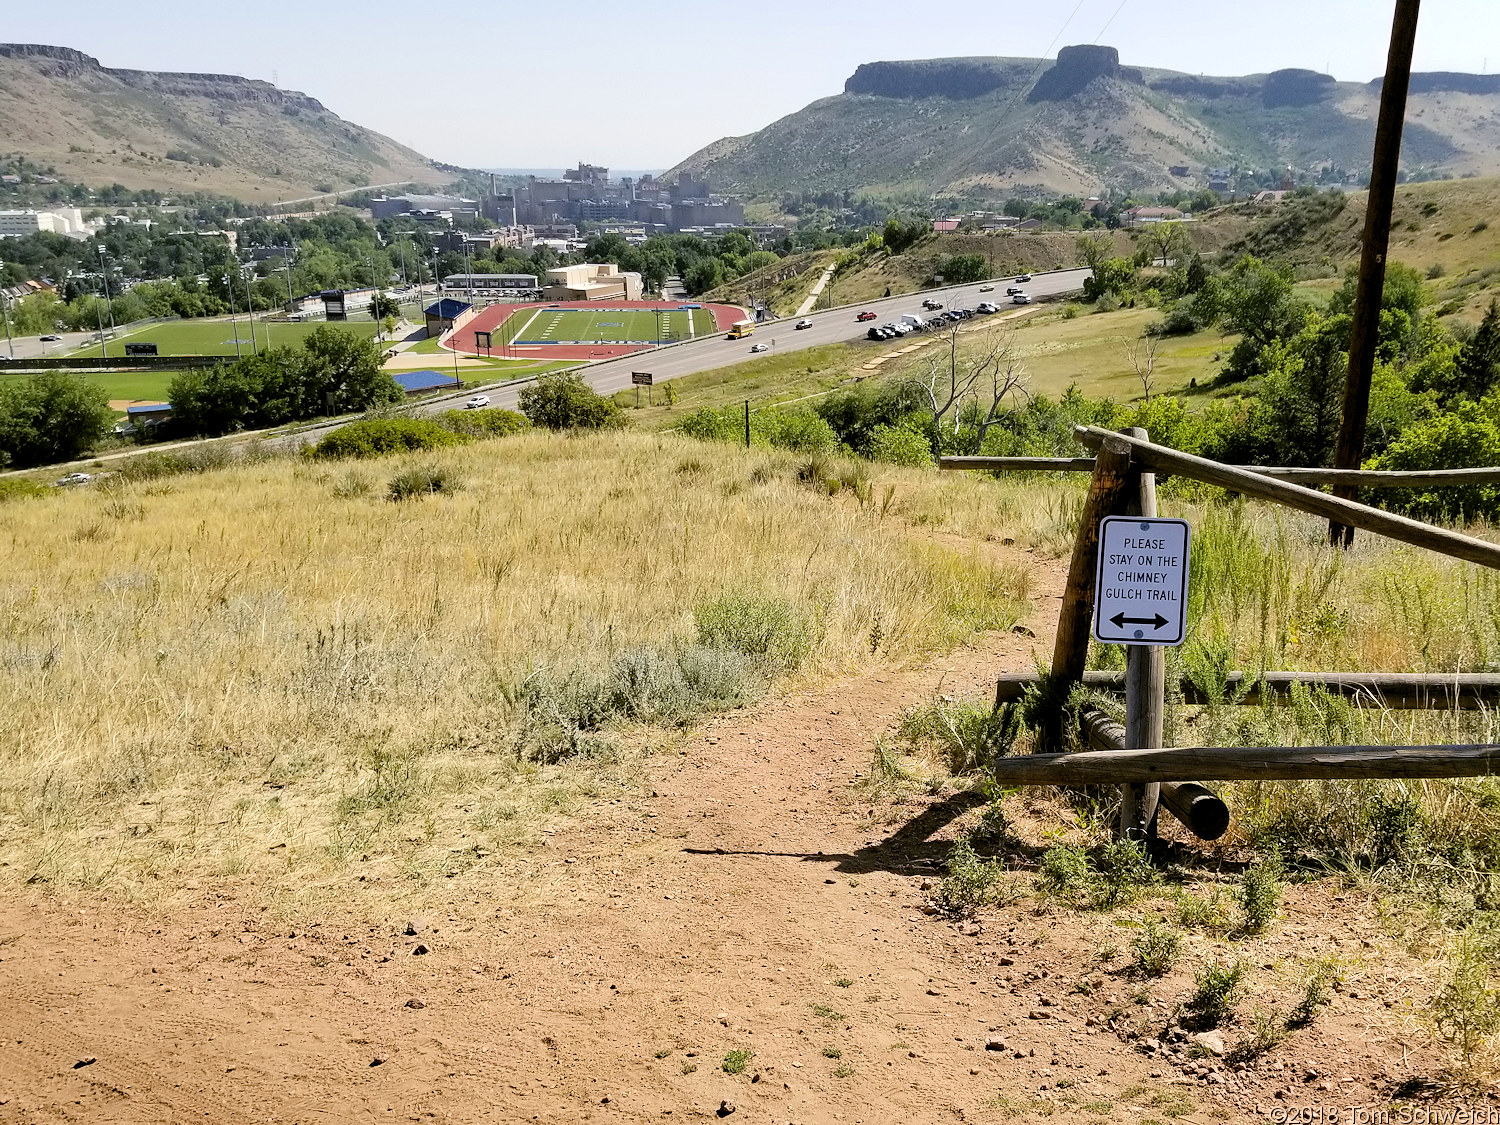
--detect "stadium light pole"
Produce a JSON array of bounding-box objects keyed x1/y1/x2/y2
[
  {"x1": 0, "y1": 286, "x2": 14, "y2": 360},
  {"x1": 97, "y1": 246, "x2": 115, "y2": 356},
  {"x1": 225, "y1": 268, "x2": 242, "y2": 360},
  {"x1": 242, "y1": 259, "x2": 259, "y2": 355}
]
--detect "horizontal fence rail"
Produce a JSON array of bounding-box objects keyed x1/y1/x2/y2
[
  {"x1": 941, "y1": 456, "x2": 1500, "y2": 489},
  {"x1": 1071, "y1": 426, "x2": 1500, "y2": 570},
  {"x1": 1077, "y1": 707, "x2": 1230, "y2": 840},
  {"x1": 995, "y1": 671, "x2": 1500, "y2": 710},
  {"x1": 992, "y1": 743, "x2": 1500, "y2": 784}
]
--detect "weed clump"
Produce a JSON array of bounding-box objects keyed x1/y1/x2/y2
[
  {"x1": 721, "y1": 1048, "x2": 754, "y2": 1074},
  {"x1": 1187, "y1": 959, "x2": 1248, "y2": 1028},
  {"x1": 897, "y1": 694, "x2": 1018, "y2": 774},
  {"x1": 387, "y1": 465, "x2": 462, "y2": 501},
  {"x1": 936, "y1": 835, "x2": 1019, "y2": 917},
  {"x1": 694, "y1": 592, "x2": 817, "y2": 675},
  {"x1": 1036, "y1": 841, "x2": 1156, "y2": 910},
  {"x1": 0, "y1": 478, "x2": 49, "y2": 502},
  {"x1": 439, "y1": 407, "x2": 531, "y2": 438},
  {"x1": 1131, "y1": 919, "x2": 1183, "y2": 978},
  {"x1": 1238, "y1": 846, "x2": 1285, "y2": 934},
  {"x1": 1430, "y1": 932, "x2": 1500, "y2": 1079},
  {"x1": 1288, "y1": 956, "x2": 1340, "y2": 1027}
]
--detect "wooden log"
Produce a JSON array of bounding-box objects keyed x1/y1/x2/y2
[
  {"x1": 995, "y1": 670, "x2": 1500, "y2": 710},
  {"x1": 1120, "y1": 426, "x2": 1163, "y2": 841},
  {"x1": 940, "y1": 457, "x2": 1099, "y2": 473},
  {"x1": 1077, "y1": 707, "x2": 1229, "y2": 840},
  {"x1": 990, "y1": 743, "x2": 1500, "y2": 784},
  {"x1": 1072, "y1": 427, "x2": 1500, "y2": 571},
  {"x1": 1050, "y1": 437, "x2": 1134, "y2": 696},
  {"x1": 940, "y1": 457, "x2": 1500, "y2": 490}
]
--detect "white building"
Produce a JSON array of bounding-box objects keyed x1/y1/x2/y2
[{"x1": 0, "y1": 208, "x2": 93, "y2": 239}]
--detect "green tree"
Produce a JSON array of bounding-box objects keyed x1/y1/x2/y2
[
  {"x1": 1242, "y1": 314, "x2": 1349, "y2": 465},
  {"x1": 1082, "y1": 258, "x2": 1136, "y2": 302},
  {"x1": 369, "y1": 292, "x2": 400, "y2": 321},
  {"x1": 517, "y1": 371, "x2": 626, "y2": 430},
  {"x1": 1075, "y1": 232, "x2": 1113, "y2": 272},
  {"x1": 1454, "y1": 301, "x2": 1500, "y2": 403},
  {"x1": 936, "y1": 254, "x2": 988, "y2": 285},
  {"x1": 298, "y1": 325, "x2": 401, "y2": 415},
  {"x1": 1184, "y1": 253, "x2": 1209, "y2": 294},
  {"x1": 0, "y1": 371, "x2": 113, "y2": 467}
]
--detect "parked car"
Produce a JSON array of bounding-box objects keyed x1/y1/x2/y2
[
  {"x1": 856, "y1": 311, "x2": 877, "y2": 322},
  {"x1": 465, "y1": 395, "x2": 491, "y2": 409},
  {"x1": 795, "y1": 318, "x2": 813, "y2": 330},
  {"x1": 944, "y1": 310, "x2": 962, "y2": 321},
  {"x1": 55, "y1": 473, "x2": 93, "y2": 486},
  {"x1": 925, "y1": 317, "x2": 947, "y2": 330},
  {"x1": 978, "y1": 285, "x2": 995, "y2": 293},
  {"x1": 1015, "y1": 274, "x2": 1032, "y2": 282},
  {"x1": 922, "y1": 299, "x2": 944, "y2": 310},
  {"x1": 1012, "y1": 292, "x2": 1032, "y2": 304},
  {"x1": 976, "y1": 302, "x2": 998, "y2": 314},
  {"x1": 749, "y1": 342, "x2": 769, "y2": 352},
  {"x1": 867, "y1": 327, "x2": 885, "y2": 340},
  {"x1": 39, "y1": 334, "x2": 61, "y2": 342},
  {"x1": 879, "y1": 325, "x2": 899, "y2": 338}
]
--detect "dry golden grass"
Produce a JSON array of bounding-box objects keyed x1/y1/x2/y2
[{"x1": 0, "y1": 430, "x2": 1035, "y2": 914}]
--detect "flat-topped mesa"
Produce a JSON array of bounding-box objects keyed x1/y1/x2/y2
[
  {"x1": 844, "y1": 58, "x2": 1025, "y2": 100},
  {"x1": 1261, "y1": 68, "x2": 1335, "y2": 107},
  {"x1": 0, "y1": 42, "x2": 325, "y2": 111},
  {"x1": 1028, "y1": 45, "x2": 1143, "y2": 102}
]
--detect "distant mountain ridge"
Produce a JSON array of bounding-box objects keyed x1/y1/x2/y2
[
  {"x1": 666, "y1": 47, "x2": 1500, "y2": 202},
  {"x1": 0, "y1": 43, "x2": 443, "y2": 201}
]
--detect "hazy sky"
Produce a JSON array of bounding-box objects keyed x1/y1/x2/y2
[{"x1": 7, "y1": 0, "x2": 1498, "y2": 169}]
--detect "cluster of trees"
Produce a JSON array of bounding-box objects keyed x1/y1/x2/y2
[
  {"x1": 167, "y1": 327, "x2": 400, "y2": 436},
  {"x1": 0, "y1": 371, "x2": 114, "y2": 468},
  {"x1": 578, "y1": 230, "x2": 781, "y2": 295}
]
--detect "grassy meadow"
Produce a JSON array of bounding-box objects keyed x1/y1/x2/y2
[
  {"x1": 63, "y1": 315, "x2": 387, "y2": 358},
  {"x1": 0, "y1": 430, "x2": 1033, "y2": 913}
]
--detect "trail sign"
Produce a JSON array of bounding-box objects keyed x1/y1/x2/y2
[
  {"x1": 631, "y1": 371, "x2": 654, "y2": 386},
  {"x1": 1092, "y1": 517, "x2": 1191, "y2": 647}
]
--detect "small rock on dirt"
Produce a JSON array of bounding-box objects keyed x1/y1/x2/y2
[
  {"x1": 73, "y1": 1057, "x2": 96, "y2": 1069},
  {"x1": 1191, "y1": 1031, "x2": 1226, "y2": 1056},
  {"x1": 985, "y1": 1038, "x2": 1007, "y2": 1052},
  {"x1": 403, "y1": 999, "x2": 425, "y2": 1010},
  {"x1": 717, "y1": 1100, "x2": 736, "y2": 1117},
  {"x1": 411, "y1": 944, "x2": 429, "y2": 956},
  {"x1": 404, "y1": 918, "x2": 425, "y2": 936}
]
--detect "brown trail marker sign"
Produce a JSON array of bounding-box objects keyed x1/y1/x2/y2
[
  {"x1": 632, "y1": 371, "x2": 654, "y2": 406},
  {"x1": 1092, "y1": 517, "x2": 1189, "y2": 647}
]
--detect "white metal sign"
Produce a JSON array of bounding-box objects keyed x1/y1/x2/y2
[{"x1": 1092, "y1": 517, "x2": 1191, "y2": 647}]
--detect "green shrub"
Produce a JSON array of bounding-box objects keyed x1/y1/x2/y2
[
  {"x1": 0, "y1": 478, "x2": 49, "y2": 502},
  {"x1": 1288, "y1": 956, "x2": 1340, "y2": 1027},
  {"x1": 897, "y1": 694, "x2": 1017, "y2": 773},
  {"x1": 440, "y1": 407, "x2": 530, "y2": 438},
  {"x1": 1036, "y1": 845, "x2": 1094, "y2": 905},
  {"x1": 1430, "y1": 933, "x2": 1500, "y2": 1076},
  {"x1": 1187, "y1": 959, "x2": 1247, "y2": 1028},
  {"x1": 936, "y1": 834, "x2": 1019, "y2": 916},
  {"x1": 866, "y1": 423, "x2": 934, "y2": 466},
  {"x1": 680, "y1": 404, "x2": 838, "y2": 455},
  {"x1": 518, "y1": 371, "x2": 626, "y2": 430},
  {"x1": 722, "y1": 1048, "x2": 754, "y2": 1075},
  {"x1": 387, "y1": 465, "x2": 462, "y2": 501},
  {"x1": 310, "y1": 417, "x2": 469, "y2": 460},
  {"x1": 1131, "y1": 920, "x2": 1183, "y2": 978},
  {"x1": 1238, "y1": 847, "x2": 1285, "y2": 934},
  {"x1": 694, "y1": 592, "x2": 817, "y2": 674}
]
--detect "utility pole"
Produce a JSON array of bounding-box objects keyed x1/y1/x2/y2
[{"x1": 1329, "y1": 0, "x2": 1421, "y2": 547}]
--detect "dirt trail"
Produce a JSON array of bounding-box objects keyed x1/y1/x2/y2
[{"x1": 0, "y1": 550, "x2": 1445, "y2": 1123}]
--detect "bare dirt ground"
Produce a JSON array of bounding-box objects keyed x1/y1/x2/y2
[{"x1": 0, "y1": 554, "x2": 1480, "y2": 1123}]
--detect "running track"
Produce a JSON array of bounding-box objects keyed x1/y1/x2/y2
[{"x1": 445, "y1": 301, "x2": 748, "y2": 361}]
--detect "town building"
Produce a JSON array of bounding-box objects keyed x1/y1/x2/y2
[
  {"x1": 394, "y1": 370, "x2": 461, "y2": 397},
  {"x1": 440, "y1": 273, "x2": 541, "y2": 300},
  {"x1": 542, "y1": 263, "x2": 642, "y2": 302},
  {"x1": 424, "y1": 297, "x2": 474, "y2": 338},
  {"x1": 0, "y1": 207, "x2": 94, "y2": 239},
  {"x1": 370, "y1": 195, "x2": 481, "y2": 223}
]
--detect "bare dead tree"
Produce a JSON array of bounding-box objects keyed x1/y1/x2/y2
[
  {"x1": 1124, "y1": 332, "x2": 1160, "y2": 402},
  {"x1": 908, "y1": 324, "x2": 1030, "y2": 457}
]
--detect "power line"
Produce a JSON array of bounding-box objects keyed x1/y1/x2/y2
[{"x1": 1094, "y1": 0, "x2": 1131, "y2": 43}]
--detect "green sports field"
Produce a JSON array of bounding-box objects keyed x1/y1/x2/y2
[
  {"x1": 506, "y1": 307, "x2": 717, "y2": 345},
  {"x1": 64, "y1": 317, "x2": 385, "y2": 358}
]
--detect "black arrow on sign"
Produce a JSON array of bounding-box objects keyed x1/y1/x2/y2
[{"x1": 1110, "y1": 612, "x2": 1169, "y2": 630}]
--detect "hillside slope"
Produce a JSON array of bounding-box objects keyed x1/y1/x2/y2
[
  {"x1": 667, "y1": 47, "x2": 1500, "y2": 201},
  {"x1": 0, "y1": 43, "x2": 442, "y2": 202}
]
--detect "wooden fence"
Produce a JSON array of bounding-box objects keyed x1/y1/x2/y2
[{"x1": 942, "y1": 427, "x2": 1500, "y2": 844}]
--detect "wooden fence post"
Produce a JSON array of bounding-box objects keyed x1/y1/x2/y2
[
  {"x1": 1119, "y1": 427, "x2": 1164, "y2": 841},
  {"x1": 1046, "y1": 435, "x2": 1134, "y2": 751}
]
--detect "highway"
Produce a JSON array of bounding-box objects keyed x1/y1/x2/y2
[{"x1": 451, "y1": 266, "x2": 1091, "y2": 411}]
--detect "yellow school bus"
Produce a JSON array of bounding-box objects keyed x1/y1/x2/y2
[{"x1": 727, "y1": 319, "x2": 756, "y2": 339}]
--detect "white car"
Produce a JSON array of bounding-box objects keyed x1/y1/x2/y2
[
  {"x1": 55, "y1": 472, "x2": 93, "y2": 486},
  {"x1": 1012, "y1": 292, "x2": 1032, "y2": 304},
  {"x1": 794, "y1": 318, "x2": 813, "y2": 330},
  {"x1": 749, "y1": 342, "x2": 769, "y2": 352},
  {"x1": 465, "y1": 395, "x2": 491, "y2": 409},
  {"x1": 978, "y1": 284, "x2": 995, "y2": 293}
]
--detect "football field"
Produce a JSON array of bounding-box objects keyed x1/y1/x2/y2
[
  {"x1": 64, "y1": 317, "x2": 385, "y2": 358},
  {"x1": 502, "y1": 307, "x2": 718, "y2": 346}
]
